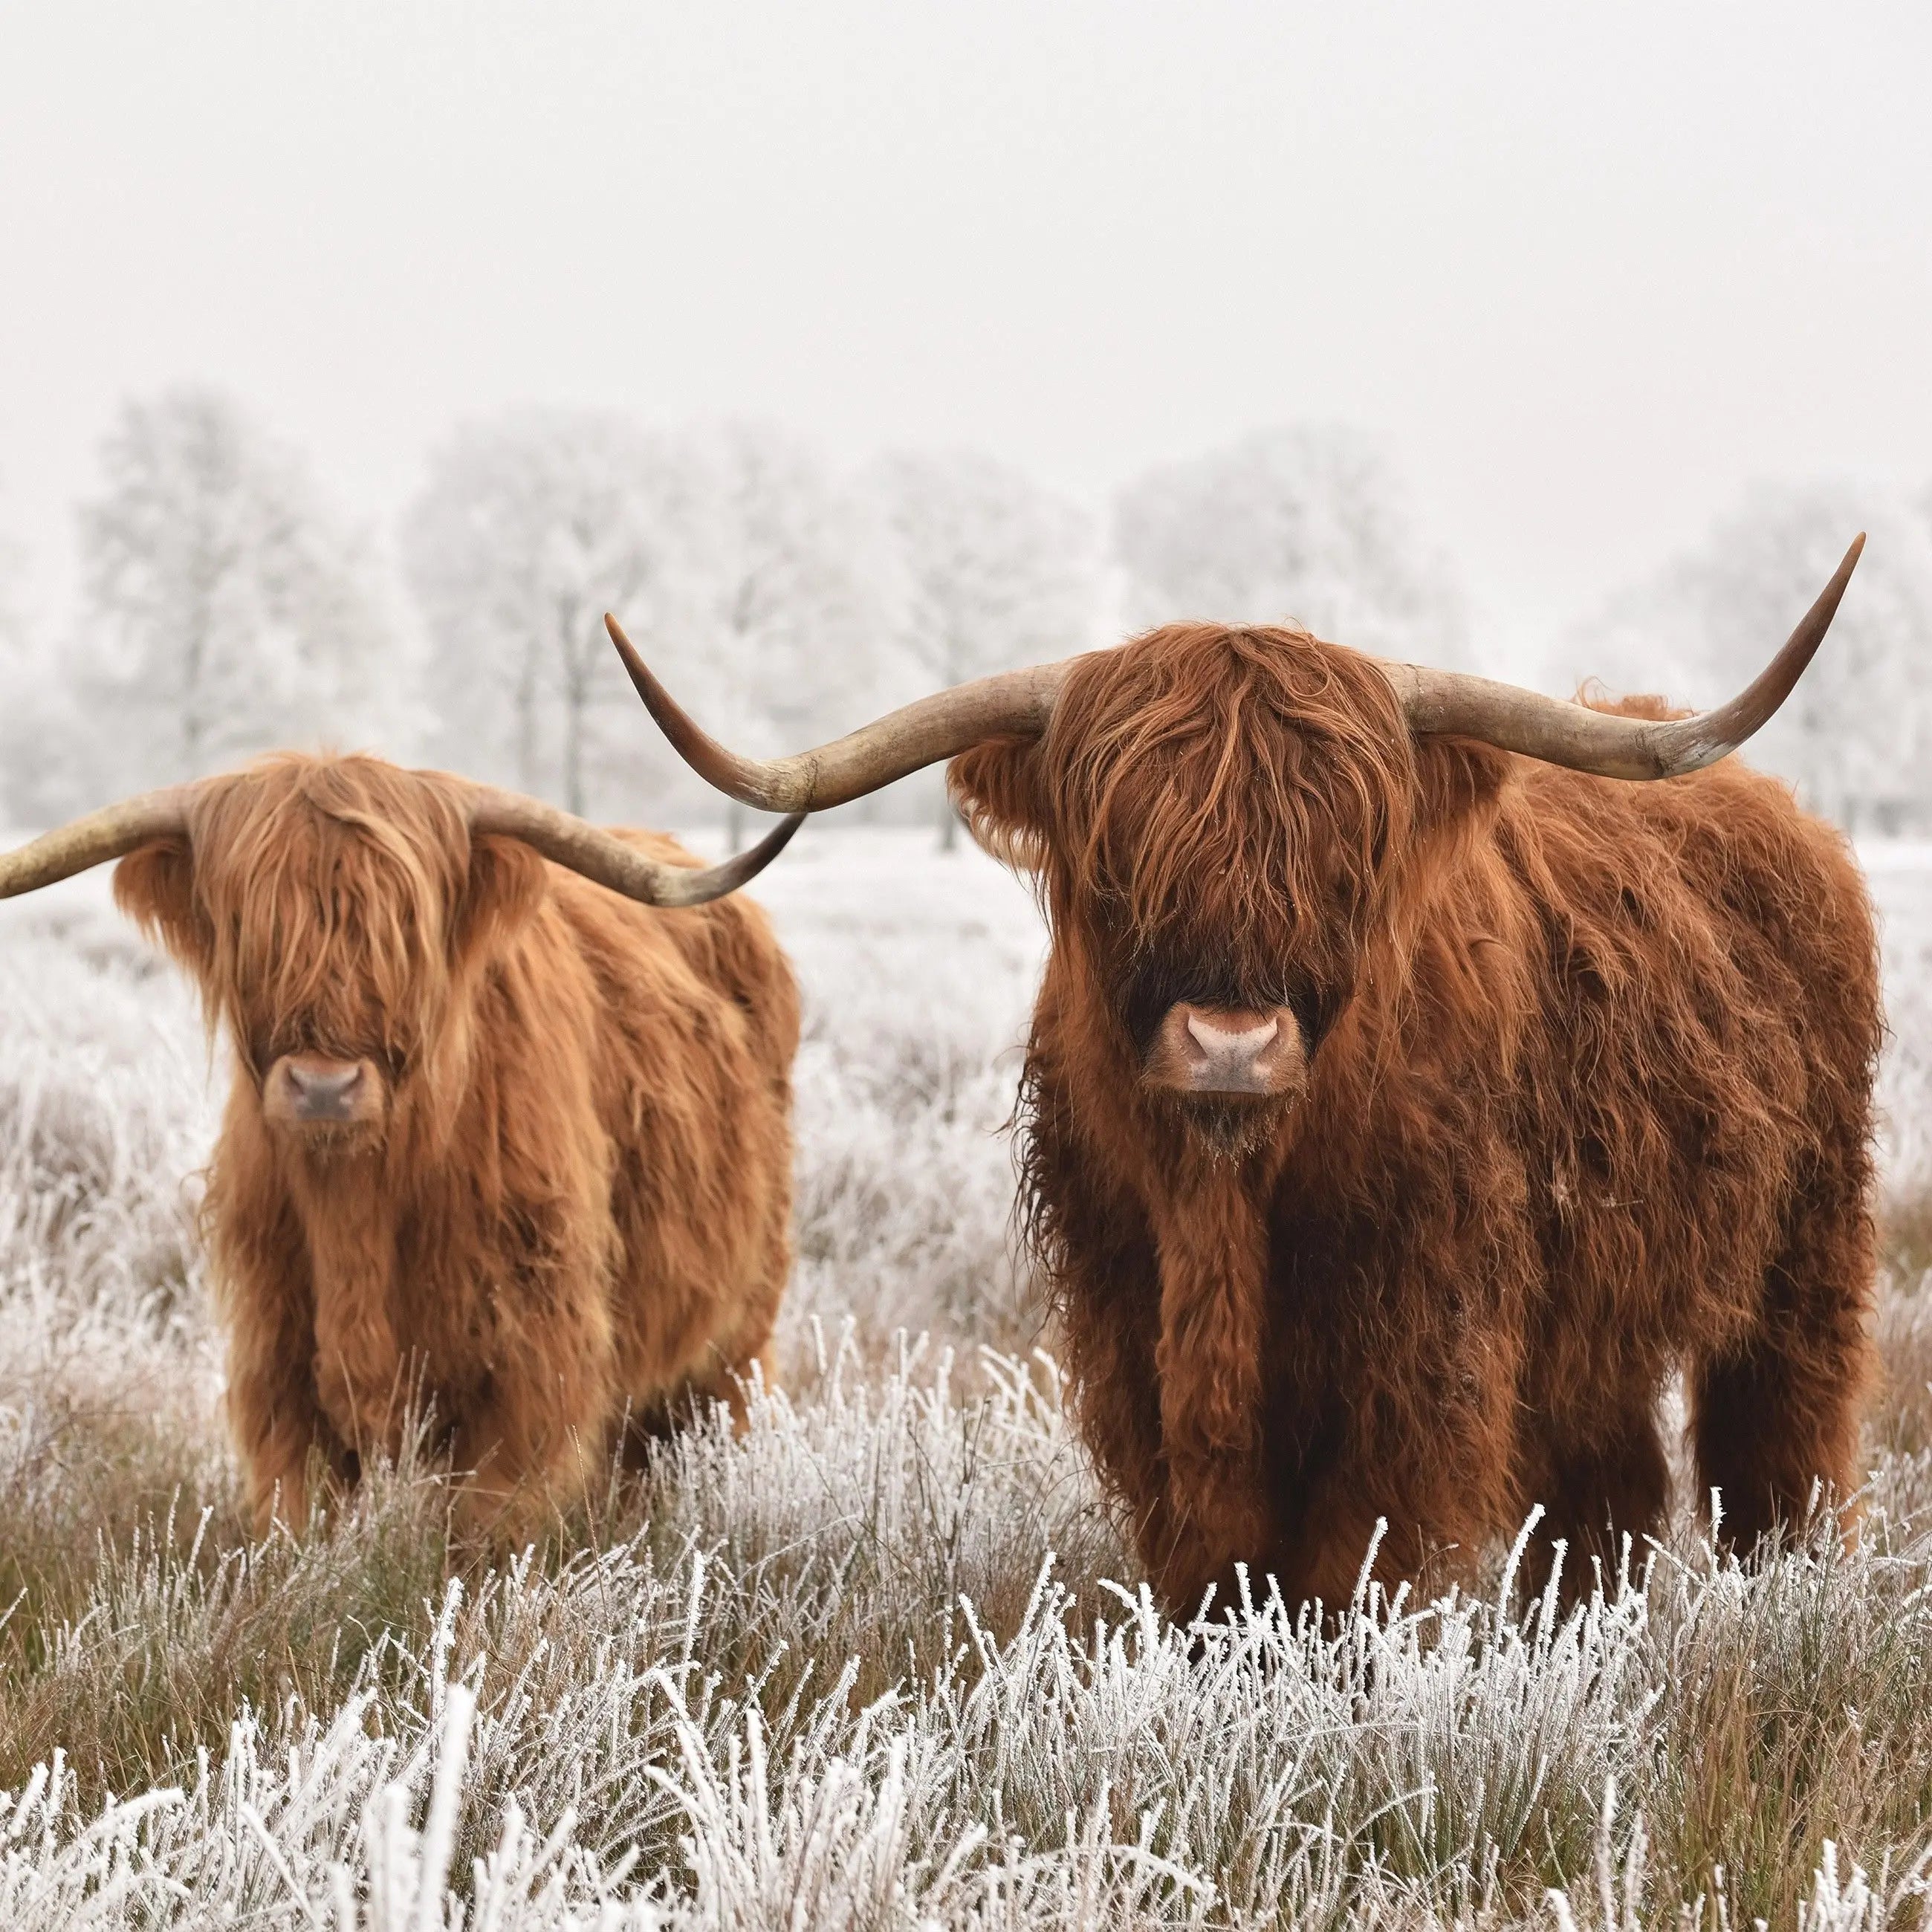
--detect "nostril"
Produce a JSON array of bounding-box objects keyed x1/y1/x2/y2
[
  {"x1": 1145, "y1": 1002, "x2": 1305, "y2": 1102},
  {"x1": 283, "y1": 1060, "x2": 366, "y2": 1118},
  {"x1": 291, "y1": 1066, "x2": 353, "y2": 1096},
  {"x1": 1185, "y1": 1014, "x2": 1279, "y2": 1061}
]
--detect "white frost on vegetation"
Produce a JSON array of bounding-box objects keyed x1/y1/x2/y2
[
  {"x1": 0, "y1": 832, "x2": 1928, "y2": 1925},
  {"x1": 0, "y1": 1417, "x2": 1926, "y2": 1928},
  {"x1": 1866, "y1": 841, "x2": 1932, "y2": 1199}
]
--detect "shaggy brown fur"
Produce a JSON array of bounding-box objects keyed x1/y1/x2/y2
[
  {"x1": 113, "y1": 753, "x2": 798, "y2": 1537},
  {"x1": 950, "y1": 624, "x2": 1880, "y2": 1614}
]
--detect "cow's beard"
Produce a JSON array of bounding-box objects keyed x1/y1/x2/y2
[
  {"x1": 292, "y1": 1121, "x2": 388, "y2": 1161},
  {"x1": 1153, "y1": 1090, "x2": 1296, "y2": 1163}
]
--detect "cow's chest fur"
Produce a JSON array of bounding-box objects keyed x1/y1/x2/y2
[{"x1": 285, "y1": 1138, "x2": 615, "y2": 1460}]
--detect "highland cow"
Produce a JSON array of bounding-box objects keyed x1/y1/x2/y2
[
  {"x1": 0, "y1": 756, "x2": 802, "y2": 1536},
  {"x1": 606, "y1": 536, "x2": 1880, "y2": 1613}
]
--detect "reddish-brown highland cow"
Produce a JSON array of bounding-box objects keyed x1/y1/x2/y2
[
  {"x1": 0, "y1": 757, "x2": 803, "y2": 1536},
  {"x1": 606, "y1": 536, "x2": 1881, "y2": 1613}
]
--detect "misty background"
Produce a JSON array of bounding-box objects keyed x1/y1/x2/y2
[{"x1": 3, "y1": 4, "x2": 1930, "y2": 837}]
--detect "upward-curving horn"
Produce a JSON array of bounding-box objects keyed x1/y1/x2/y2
[
  {"x1": 1378, "y1": 534, "x2": 1866, "y2": 779},
  {"x1": 0, "y1": 774, "x2": 801, "y2": 909},
  {"x1": 606, "y1": 615, "x2": 1071, "y2": 811},
  {"x1": 464, "y1": 787, "x2": 803, "y2": 906},
  {"x1": 611, "y1": 536, "x2": 1864, "y2": 803}
]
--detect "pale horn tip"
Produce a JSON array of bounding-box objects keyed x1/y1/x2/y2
[
  {"x1": 604, "y1": 611, "x2": 641, "y2": 677},
  {"x1": 605, "y1": 610, "x2": 673, "y2": 720}
]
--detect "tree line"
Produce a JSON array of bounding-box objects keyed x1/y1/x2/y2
[{"x1": 3, "y1": 386, "x2": 1929, "y2": 837}]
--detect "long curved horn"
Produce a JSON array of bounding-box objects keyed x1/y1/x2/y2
[
  {"x1": 1380, "y1": 534, "x2": 1865, "y2": 779},
  {"x1": 466, "y1": 785, "x2": 803, "y2": 906},
  {"x1": 0, "y1": 777, "x2": 793, "y2": 912},
  {"x1": 606, "y1": 614, "x2": 1071, "y2": 811},
  {"x1": 0, "y1": 785, "x2": 199, "y2": 899},
  {"x1": 610, "y1": 531, "x2": 1864, "y2": 805}
]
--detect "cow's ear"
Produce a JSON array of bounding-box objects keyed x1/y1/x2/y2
[
  {"x1": 949, "y1": 737, "x2": 1054, "y2": 872},
  {"x1": 113, "y1": 838, "x2": 212, "y2": 973},
  {"x1": 454, "y1": 832, "x2": 548, "y2": 964}
]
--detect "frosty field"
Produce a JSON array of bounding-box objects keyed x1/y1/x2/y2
[{"x1": 1, "y1": 826, "x2": 1932, "y2": 1929}]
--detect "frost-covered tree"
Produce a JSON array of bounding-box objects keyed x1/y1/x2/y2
[
  {"x1": 1113, "y1": 425, "x2": 1469, "y2": 667},
  {"x1": 664, "y1": 422, "x2": 892, "y2": 849},
  {"x1": 77, "y1": 389, "x2": 413, "y2": 790},
  {"x1": 1572, "y1": 484, "x2": 1932, "y2": 833},
  {"x1": 403, "y1": 409, "x2": 704, "y2": 817},
  {"x1": 863, "y1": 450, "x2": 1100, "y2": 845},
  {"x1": 0, "y1": 490, "x2": 100, "y2": 829}
]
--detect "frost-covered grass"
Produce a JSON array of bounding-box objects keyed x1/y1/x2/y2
[
  {"x1": 0, "y1": 829, "x2": 1931, "y2": 1927},
  {"x1": 747, "y1": 829, "x2": 1051, "y2": 1361},
  {"x1": 1869, "y1": 842, "x2": 1932, "y2": 1273}
]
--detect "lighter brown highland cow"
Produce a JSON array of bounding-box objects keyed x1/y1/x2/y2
[
  {"x1": 608, "y1": 535, "x2": 1881, "y2": 1614},
  {"x1": 0, "y1": 756, "x2": 802, "y2": 1536}
]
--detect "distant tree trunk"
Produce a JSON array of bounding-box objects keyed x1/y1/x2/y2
[
  {"x1": 514, "y1": 643, "x2": 541, "y2": 796},
  {"x1": 727, "y1": 796, "x2": 745, "y2": 855},
  {"x1": 180, "y1": 638, "x2": 207, "y2": 767},
  {"x1": 559, "y1": 600, "x2": 594, "y2": 815},
  {"x1": 938, "y1": 640, "x2": 963, "y2": 850},
  {"x1": 562, "y1": 683, "x2": 586, "y2": 817},
  {"x1": 175, "y1": 529, "x2": 238, "y2": 770},
  {"x1": 180, "y1": 576, "x2": 217, "y2": 767}
]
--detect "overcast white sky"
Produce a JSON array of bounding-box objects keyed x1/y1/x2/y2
[{"x1": 2, "y1": 1, "x2": 1928, "y2": 672}]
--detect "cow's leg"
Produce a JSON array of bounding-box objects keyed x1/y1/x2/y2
[
  {"x1": 228, "y1": 1324, "x2": 343, "y2": 1538},
  {"x1": 214, "y1": 1219, "x2": 349, "y2": 1536},
  {"x1": 449, "y1": 1381, "x2": 606, "y2": 1545},
  {"x1": 1271, "y1": 1493, "x2": 1413, "y2": 1625},
  {"x1": 1529, "y1": 1393, "x2": 1671, "y2": 1604},
  {"x1": 300, "y1": 1153, "x2": 409, "y2": 1476},
  {"x1": 1692, "y1": 1172, "x2": 1876, "y2": 1554},
  {"x1": 449, "y1": 1286, "x2": 620, "y2": 1543},
  {"x1": 711, "y1": 1336, "x2": 779, "y2": 1434},
  {"x1": 1145, "y1": 1173, "x2": 1277, "y2": 1610},
  {"x1": 658, "y1": 1335, "x2": 779, "y2": 1438},
  {"x1": 618, "y1": 1320, "x2": 782, "y2": 1462},
  {"x1": 204, "y1": 1140, "x2": 350, "y2": 1534},
  {"x1": 1008, "y1": 1089, "x2": 1177, "y2": 1607}
]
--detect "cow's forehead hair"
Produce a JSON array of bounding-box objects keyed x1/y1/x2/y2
[
  {"x1": 189, "y1": 753, "x2": 470, "y2": 903},
  {"x1": 186, "y1": 753, "x2": 476, "y2": 1046},
  {"x1": 1043, "y1": 623, "x2": 1416, "y2": 971}
]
